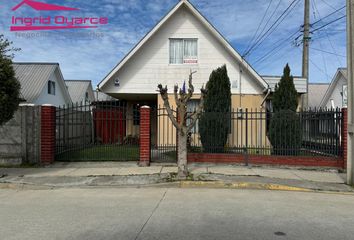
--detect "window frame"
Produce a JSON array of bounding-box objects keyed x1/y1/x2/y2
[
  {"x1": 169, "y1": 38, "x2": 198, "y2": 65},
  {"x1": 48, "y1": 80, "x2": 56, "y2": 95}
]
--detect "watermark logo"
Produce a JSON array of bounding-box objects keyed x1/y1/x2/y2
[{"x1": 10, "y1": 0, "x2": 108, "y2": 31}]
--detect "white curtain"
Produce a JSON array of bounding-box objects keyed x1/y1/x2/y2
[
  {"x1": 169, "y1": 39, "x2": 183, "y2": 64},
  {"x1": 184, "y1": 39, "x2": 197, "y2": 58}
]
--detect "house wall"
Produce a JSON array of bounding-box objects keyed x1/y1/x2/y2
[
  {"x1": 101, "y1": 5, "x2": 264, "y2": 96},
  {"x1": 324, "y1": 75, "x2": 347, "y2": 109},
  {"x1": 35, "y1": 69, "x2": 69, "y2": 107},
  {"x1": 156, "y1": 94, "x2": 269, "y2": 147}
]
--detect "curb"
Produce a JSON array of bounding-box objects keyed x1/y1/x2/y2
[{"x1": 179, "y1": 181, "x2": 312, "y2": 192}]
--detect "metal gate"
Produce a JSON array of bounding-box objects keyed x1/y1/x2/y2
[
  {"x1": 55, "y1": 100, "x2": 140, "y2": 161},
  {"x1": 150, "y1": 106, "x2": 177, "y2": 163}
]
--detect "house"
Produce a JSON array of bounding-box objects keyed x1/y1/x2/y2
[
  {"x1": 65, "y1": 80, "x2": 95, "y2": 104},
  {"x1": 93, "y1": 90, "x2": 115, "y2": 102},
  {"x1": 97, "y1": 0, "x2": 306, "y2": 145},
  {"x1": 320, "y1": 68, "x2": 347, "y2": 109},
  {"x1": 13, "y1": 62, "x2": 72, "y2": 107},
  {"x1": 308, "y1": 83, "x2": 330, "y2": 109}
]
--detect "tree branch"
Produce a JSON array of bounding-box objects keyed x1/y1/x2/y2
[
  {"x1": 186, "y1": 70, "x2": 197, "y2": 102},
  {"x1": 158, "y1": 84, "x2": 180, "y2": 129},
  {"x1": 187, "y1": 85, "x2": 206, "y2": 133},
  {"x1": 174, "y1": 84, "x2": 181, "y2": 108}
]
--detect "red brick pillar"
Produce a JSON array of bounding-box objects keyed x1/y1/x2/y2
[
  {"x1": 139, "y1": 106, "x2": 151, "y2": 167},
  {"x1": 342, "y1": 108, "x2": 348, "y2": 169},
  {"x1": 41, "y1": 105, "x2": 56, "y2": 164}
]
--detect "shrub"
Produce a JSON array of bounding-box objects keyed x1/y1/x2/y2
[
  {"x1": 268, "y1": 110, "x2": 302, "y2": 155},
  {"x1": 199, "y1": 65, "x2": 231, "y2": 153}
]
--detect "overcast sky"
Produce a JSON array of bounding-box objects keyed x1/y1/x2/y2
[{"x1": 0, "y1": 0, "x2": 346, "y2": 87}]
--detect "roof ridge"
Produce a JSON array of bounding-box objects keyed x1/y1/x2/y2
[{"x1": 13, "y1": 62, "x2": 59, "y2": 65}]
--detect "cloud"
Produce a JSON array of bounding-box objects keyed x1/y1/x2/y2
[{"x1": 0, "y1": 0, "x2": 347, "y2": 85}]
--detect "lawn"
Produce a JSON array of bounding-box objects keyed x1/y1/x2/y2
[{"x1": 56, "y1": 145, "x2": 139, "y2": 162}]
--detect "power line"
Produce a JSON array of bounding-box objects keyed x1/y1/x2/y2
[
  {"x1": 311, "y1": 15, "x2": 346, "y2": 33},
  {"x1": 252, "y1": 30, "x2": 301, "y2": 65},
  {"x1": 319, "y1": 0, "x2": 337, "y2": 11},
  {"x1": 310, "y1": 47, "x2": 346, "y2": 57},
  {"x1": 311, "y1": 5, "x2": 345, "y2": 26},
  {"x1": 243, "y1": 0, "x2": 274, "y2": 56},
  {"x1": 243, "y1": 0, "x2": 300, "y2": 58},
  {"x1": 312, "y1": 0, "x2": 343, "y2": 66}
]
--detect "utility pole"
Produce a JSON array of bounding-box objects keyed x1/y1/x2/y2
[
  {"x1": 301, "y1": 0, "x2": 310, "y2": 109},
  {"x1": 347, "y1": 0, "x2": 354, "y2": 185}
]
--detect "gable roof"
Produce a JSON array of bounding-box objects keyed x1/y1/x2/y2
[
  {"x1": 320, "y1": 68, "x2": 347, "y2": 107},
  {"x1": 13, "y1": 62, "x2": 71, "y2": 103},
  {"x1": 98, "y1": 0, "x2": 268, "y2": 91},
  {"x1": 65, "y1": 80, "x2": 93, "y2": 103},
  {"x1": 308, "y1": 83, "x2": 330, "y2": 108}
]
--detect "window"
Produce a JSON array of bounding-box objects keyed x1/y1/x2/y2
[
  {"x1": 187, "y1": 100, "x2": 200, "y2": 133},
  {"x1": 48, "y1": 80, "x2": 55, "y2": 95},
  {"x1": 169, "y1": 39, "x2": 198, "y2": 64},
  {"x1": 85, "y1": 92, "x2": 89, "y2": 102}
]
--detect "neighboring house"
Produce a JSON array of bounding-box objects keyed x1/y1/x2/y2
[
  {"x1": 13, "y1": 62, "x2": 72, "y2": 107},
  {"x1": 320, "y1": 68, "x2": 347, "y2": 109},
  {"x1": 262, "y1": 75, "x2": 307, "y2": 110},
  {"x1": 308, "y1": 83, "x2": 330, "y2": 109},
  {"x1": 93, "y1": 90, "x2": 115, "y2": 102},
  {"x1": 65, "y1": 80, "x2": 95, "y2": 104}
]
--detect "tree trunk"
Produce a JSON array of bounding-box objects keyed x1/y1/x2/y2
[{"x1": 177, "y1": 128, "x2": 188, "y2": 179}]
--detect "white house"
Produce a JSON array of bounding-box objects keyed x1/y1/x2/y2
[
  {"x1": 320, "y1": 68, "x2": 347, "y2": 109},
  {"x1": 65, "y1": 80, "x2": 95, "y2": 104},
  {"x1": 13, "y1": 62, "x2": 72, "y2": 107}
]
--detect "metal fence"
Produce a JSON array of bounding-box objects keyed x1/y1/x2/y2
[
  {"x1": 55, "y1": 100, "x2": 140, "y2": 161},
  {"x1": 150, "y1": 106, "x2": 177, "y2": 163},
  {"x1": 154, "y1": 107, "x2": 343, "y2": 158}
]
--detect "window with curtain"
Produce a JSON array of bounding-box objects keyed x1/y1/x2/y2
[{"x1": 169, "y1": 39, "x2": 198, "y2": 64}]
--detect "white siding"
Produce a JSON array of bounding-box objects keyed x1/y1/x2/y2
[
  {"x1": 35, "y1": 69, "x2": 69, "y2": 107},
  {"x1": 263, "y1": 76, "x2": 307, "y2": 93},
  {"x1": 101, "y1": 5, "x2": 264, "y2": 95},
  {"x1": 324, "y1": 75, "x2": 347, "y2": 109}
]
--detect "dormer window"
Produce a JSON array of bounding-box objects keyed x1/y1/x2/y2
[
  {"x1": 169, "y1": 38, "x2": 198, "y2": 64},
  {"x1": 48, "y1": 80, "x2": 56, "y2": 95}
]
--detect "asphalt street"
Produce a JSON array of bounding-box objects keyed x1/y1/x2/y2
[{"x1": 0, "y1": 187, "x2": 354, "y2": 240}]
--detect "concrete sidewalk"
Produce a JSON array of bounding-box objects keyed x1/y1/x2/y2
[{"x1": 0, "y1": 162, "x2": 351, "y2": 192}]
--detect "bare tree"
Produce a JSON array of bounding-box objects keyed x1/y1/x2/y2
[{"x1": 158, "y1": 70, "x2": 206, "y2": 179}]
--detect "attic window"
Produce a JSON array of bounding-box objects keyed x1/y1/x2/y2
[
  {"x1": 48, "y1": 80, "x2": 56, "y2": 95},
  {"x1": 169, "y1": 39, "x2": 198, "y2": 64}
]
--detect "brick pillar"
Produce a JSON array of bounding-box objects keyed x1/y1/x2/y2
[
  {"x1": 41, "y1": 105, "x2": 56, "y2": 164},
  {"x1": 342, "y1": 108, "x2": 348, "y2": 169},
  {"x1": 139, "y1": 106, "x2": 151, "y2": 167}
]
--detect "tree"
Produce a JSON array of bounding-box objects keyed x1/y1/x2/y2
[
  {"x1": 268, "y1": 64, "x2": 301, "y2": 155},
  {"x1": 199, "y1": 65, "x2": 231, "y2": 152},
  {"x1": 158, "y1": 71, "x2": 206, "y2": 179},
  {"x1": 0, "y1": 35, "x2": 21, "y2": 126},
  {"x1": 272, "y1": 64, "x2": 298, "y2": 112}
]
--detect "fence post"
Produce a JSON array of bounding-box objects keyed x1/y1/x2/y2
[
  {"x1": 342, "y1": 108, "x2": 348, "y2": 169},
  {"x1": 40, "y1": 104, "x2": 56, "y2": 164},
  {"x1": 139, "y1": 106, "x2": 151, "y2": 167}
]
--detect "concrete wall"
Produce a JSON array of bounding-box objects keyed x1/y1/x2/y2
[{"x1": 0, "y1": 105, "x2": 41, "y2": 165}]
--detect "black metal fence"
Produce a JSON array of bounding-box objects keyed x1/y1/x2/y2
[
  {"x1": 55, "y1": 100, "x2": 140, "y2": 161},
  {"x1": 188, "y1": 108, "x2": 342, "y2": 157},
  {"x1": 150, "y1": 106, "x2": 177, "y2": 163}
]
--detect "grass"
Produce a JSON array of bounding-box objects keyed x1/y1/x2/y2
[{"x1": 56, "y1": 145, "x2": 139, "y2": 162}]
